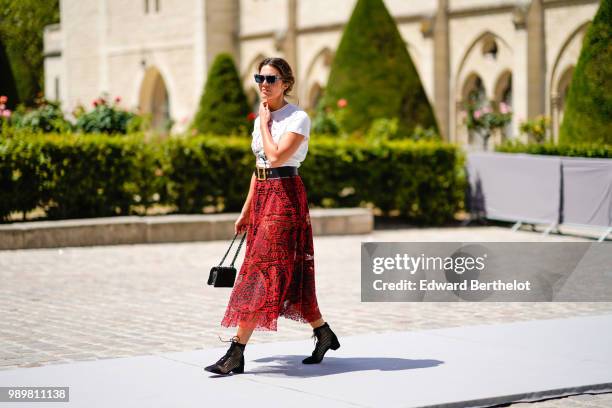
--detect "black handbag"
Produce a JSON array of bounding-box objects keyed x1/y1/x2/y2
[{"x1": 207, "y1": 232, "x2": 247, "y2": 287}]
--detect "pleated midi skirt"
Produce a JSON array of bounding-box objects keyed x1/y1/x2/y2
[{"x1": 220, "y1": 174, "x2": 322, "y2": 331}]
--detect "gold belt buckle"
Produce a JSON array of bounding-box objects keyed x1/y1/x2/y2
[{"x1": 256, "y1": 166, "x2": 267, "y2": 181}]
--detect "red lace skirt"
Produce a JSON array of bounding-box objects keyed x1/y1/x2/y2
[{"x1": 220, "y1": 174, "x2": 322, "y2": 331}]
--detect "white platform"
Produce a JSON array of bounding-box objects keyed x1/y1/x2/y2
[{"x1": 1, "y1": 314, "x2": 612, "y2": 408}]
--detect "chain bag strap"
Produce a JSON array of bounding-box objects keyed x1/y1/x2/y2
[{"x1": 207, "y1": 231, "x2": 247, "y2": 287}]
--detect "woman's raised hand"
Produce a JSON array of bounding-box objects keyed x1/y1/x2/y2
[{"x1": 259, "y1": 101, "x2": 271, "y2": 128}]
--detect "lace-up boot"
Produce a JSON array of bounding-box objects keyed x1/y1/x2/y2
[
  {"x1": 204, "y1": 336, "x2": 245, "y2": 375},
  {"x1": 302, "y1": 322, "x2": 340, "y2": 364}
]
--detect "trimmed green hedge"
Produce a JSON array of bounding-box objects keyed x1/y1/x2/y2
[
  {"x1": 321, "y1": 0, "x2": 438, "y2": 135},
  {"x1": 1, "y1": 131, "x2": 464, "y2": 225},
  {"x1": 495, "y1": 140, "x2": 611, "y2": 158},
  {"x1": 559, "y1": 0, "x2": 611, "y2": 144},
  {"x1": 190, "y1": 53, "x2": 251, "y2": 135}
]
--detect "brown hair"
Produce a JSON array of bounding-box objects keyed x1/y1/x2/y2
[{"x1": 257, "y1": 57, "x2": 295, "y2": 96}]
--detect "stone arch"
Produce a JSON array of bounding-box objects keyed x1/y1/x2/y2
[
  {"x1": 301, "y1": 47, "x2": 333, "y2": 109},
  {"x1": 549, "y1": 21, "x2": 590, "y2": 142},
  {"x1": 308, "y1": 82, "x2": 323, "y2": 109},
  {"x1": 455, "y1": 30, "x2": 512, "y2": 100},
  {"x1": 552, "y1": 66, "x2": 574, "y2": 142},
  {"x1": 138, "y1": 66, "x2": 171, "y2": 134},
  {"x1": 242, "y1": 53, "x2": 266, "y2": 88},
  {"x1": 453, "y1": 30, "x2": 513, "y2": 146},
  {"x1": 457, "y1": 73, "x2": 486, "y2": 146},
  {"x1": 493, "y1": 70, "x2": 513, "y2": 138},
  {"x1": 242, "y1": 53, "x2": 266, "y2": 110}
]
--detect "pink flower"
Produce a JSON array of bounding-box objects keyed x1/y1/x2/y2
[
  {"x1": 0, "y1": 104, "x2": 5, "y2": 110},
  {"x1": 337, "y1": 98, "x2": 348, "y2": 108},
  {"x1": 0, "y1": 96, "x2": 7, "y2": 104},
  {"x1": 93, "y1": 100, "x2": 99, "y2": 107},
  {"x1": 474, "y1": 109, "x2": 482, "y2": 119},
  {"x1": 2, "y1": 110, "x2": 11, "y2": 118},
  {"x1": 114, "y1": 96, "x2": 121, "y2": 104},
  {"x1": 499, "y1": 102, "x2": 510, "y2": 114},
  {"x1": 483, "y1": 106, "x2": 492, "y2": 114}
]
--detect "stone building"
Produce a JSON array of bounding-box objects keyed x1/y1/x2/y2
[{"x1": 43, "y1": 0, "x2": 600, "y2": 145}]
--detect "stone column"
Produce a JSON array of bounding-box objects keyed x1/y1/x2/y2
[
  {"x1": 98, "y1": 0, "x2": 109, "y2": 95},
  {"x1": 204, "y1": 0, "x2": 240, "y2": 68},
  {"x1": 512, "y1": 2, "x2": 529, "y2": 141},
  {"x1": 527, "y1": 0, "x2": 546, "y2": 120},
  {"x1": 285, "y1": 0, "x2": 298, "y2": 100},
  {"x1": 433, "y1": 0, "x2": 450, "y2": 142}
]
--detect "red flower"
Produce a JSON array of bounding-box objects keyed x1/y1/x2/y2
[
  {"x1": 0, "y1": 96, "x2": 7, "y2": 104},
  {"x1": 337, "y1": 98, "x2": 348, "y2": 108},
  {"x1": 92, "y1": 100, "x2": 99, "y2": 107},
  {"x1": 114, "y1": 96, "x2": 122, "y2": 104},
  {"x1": 247, "y1": 112, "x2": 257, "y2": 121}
]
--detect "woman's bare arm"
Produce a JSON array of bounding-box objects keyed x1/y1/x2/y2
[{"x1": 241, "y1": 172, "x2": 257, "y2": 216}]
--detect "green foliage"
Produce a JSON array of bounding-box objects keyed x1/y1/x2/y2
[
  {"x1": 302, "y1": 137, "x2": 463, "y2": 224},
  {"x1": 161, "y1": 136, "x2": 253, "y2": 213},
  {"x1": 559, "y1": 0, "x2": 612, "y2": 144},
  {"x1": 518, "y1": 115, "x2": 551, "y2": 144},
  {"x1": 1, "y1": 131, "x2": 464, "y2": 225},
  {"x1": 366, "y1": 117, "x2": 399, "y2": 143},
  {"x1": 0, "y1": 0, "x2": 60, "y2": 107},
  {"x1": 0, "y1": 132, "x2": 154, "y2": 220},
  {"x1": 10, "y1": 97, "x2": 72, "y2": 133},
  {"x1": 321, "y1": 0, "x2": 438, "y2": 135},
  {"x1": 495, "y1": 140, "x2": 611, "y2": 158},
  {"x1": 190, "y1": 53, "x2": 251, "y2": 136},
  {"x1": 74, "y1": 95, "x2": 139, "y2": 134},
  {"x1": 311, "y1": 106, "x2": 340, "y2": 135}
]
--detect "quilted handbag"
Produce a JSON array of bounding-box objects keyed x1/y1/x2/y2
[{"x1": 207, "y1": 232, "x2": 246, "y2": 287}]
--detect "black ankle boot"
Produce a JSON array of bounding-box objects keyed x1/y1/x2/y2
[
  {"x1": 204, "y1": 336, "x2": 246, "y2": 375},
  {"x1": 302, "y1": 322, "x2": 340, "y2": 364}
]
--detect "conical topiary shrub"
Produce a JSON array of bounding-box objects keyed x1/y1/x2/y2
[
  {"x1": 321, "y1": 0, "x2": 438, "y2": 135},
  {"x1": 559, "y1": 0, "x2": 611, "y2": 145},
  {"x1": 190, "y1": 53, "x2": 251, "y2": 135}
]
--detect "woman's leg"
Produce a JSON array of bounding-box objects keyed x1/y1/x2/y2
[
  {"x1": 303, "y1": 316, "x2": 340, "y2": 364},
  {"x1": 236, "y1": 323, "x2": 255, "y2": 344},
  {"x1": 309, "y1": 318, "x2": 325, "y2": 329}
]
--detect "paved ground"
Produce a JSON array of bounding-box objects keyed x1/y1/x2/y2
[{"x1": 1, "y1": 224, "x2": 611, "y2": 407}]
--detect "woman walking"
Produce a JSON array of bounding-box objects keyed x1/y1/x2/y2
[{"x1": 204, "y1": 57, "x2": 340, "y2": 376}]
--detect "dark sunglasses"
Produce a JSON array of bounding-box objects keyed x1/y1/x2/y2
[{"x1": 254, "y1": 74, "x2": 281, "y2": 84}]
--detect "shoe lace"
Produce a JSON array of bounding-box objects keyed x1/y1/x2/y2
[
  {"x1": 218, "y1": 335, "x2": 241, "y2": 344},
  {"x1": 216, "y1": 335, "x2": 242, "y2": 363},
  {"x1": 310, "y1": 332, "x2": 318, "y2": 347}
]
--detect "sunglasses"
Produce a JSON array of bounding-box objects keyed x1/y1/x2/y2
[{"x1": 254, "y1": 74, "x2": 281, "y2": 84}]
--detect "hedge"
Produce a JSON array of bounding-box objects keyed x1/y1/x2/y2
[
  {"x1": 0, "y1": 131, "x2": 465, "y2": 225},
  {"x1": 495, "y1": 140, "x2": 611, "y2": 158},
  {"x1": 190, "y1": 53, "x2": 251, "y2": 135},
  {"x1": 559, "y1": 0, "x2": 611, "y2": 144},
  {"x1": 321, "y1": 0, "x2": 438, "y2": 135}
]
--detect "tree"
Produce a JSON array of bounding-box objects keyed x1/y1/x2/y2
[
  {"x1": 190, "y1": 53, "x2": 251, "y2": 135},
  {"x1": 0, "y1": 0, "x2": 60, "y2": 107},
  {"x1": 321, "y1": 0, "x2": 438, "y2": 135},
  {"x1": 559, "y1": 0, "x2": 611, "y2": 145},
  {"x1": 0, "y1": 41, "x2": 19, "y2": 110}
]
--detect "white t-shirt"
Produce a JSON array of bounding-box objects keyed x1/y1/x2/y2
[{"x1": 251, "y1": 102, "x2": 311, "y2": 168}]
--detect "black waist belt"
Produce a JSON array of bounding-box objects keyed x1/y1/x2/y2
[{"x1": 254, "y1": 166, "x2": 298, "y2": 180}]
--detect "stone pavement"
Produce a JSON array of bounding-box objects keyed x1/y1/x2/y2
[
  {"x1": 0, "y1": 314, "x2": 610, "y2": 408},
  {"x1": 1, "y1": 225, "x2": 611, "y2": 406}
]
